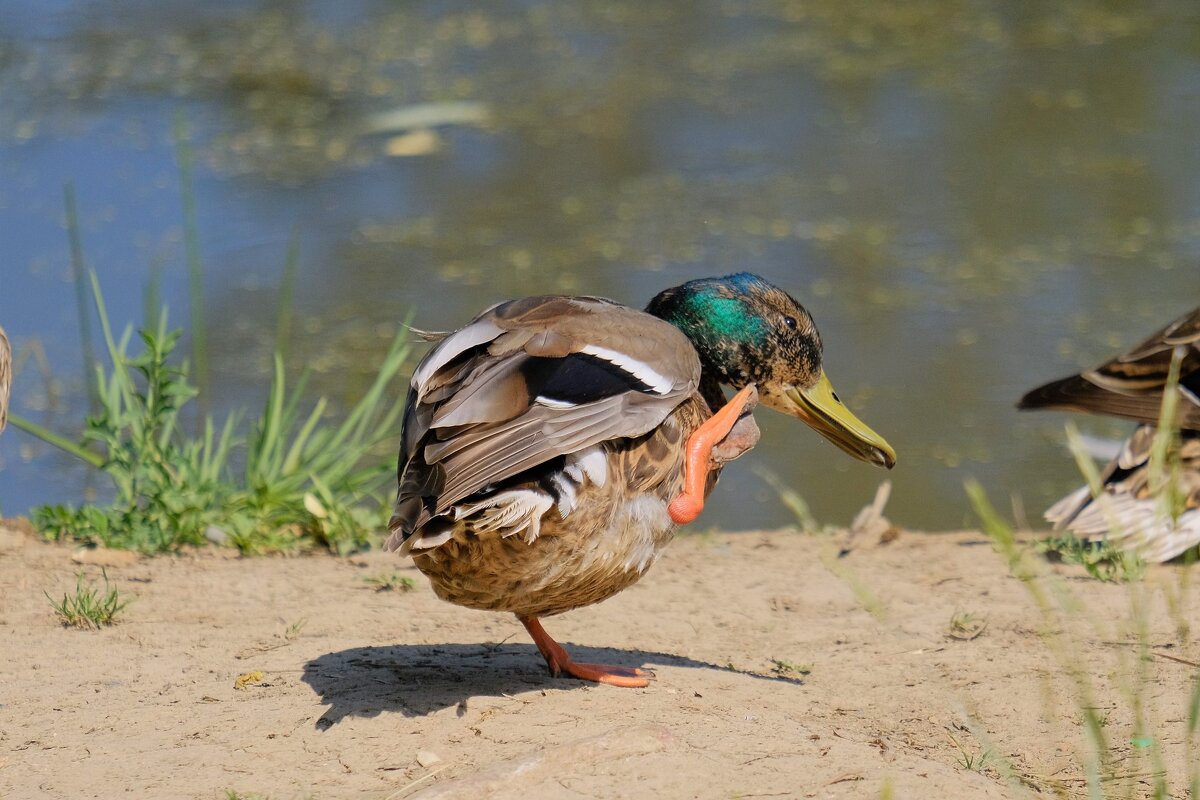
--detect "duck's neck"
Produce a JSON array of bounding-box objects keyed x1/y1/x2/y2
[
  {"x1": 696, "y1": 371, "x2": 728, "y2": 414},
  {"x1": 646, "y1": 285, "x2": 741, "y2": 413}
]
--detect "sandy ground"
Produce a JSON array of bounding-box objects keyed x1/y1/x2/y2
[{"x1": 2, "y1": 520, "x2": 1198, "y2": 800}]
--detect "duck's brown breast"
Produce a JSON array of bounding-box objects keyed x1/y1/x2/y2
[{"x1": 412, "y1": 396, "x2": 714, "y2": 617}]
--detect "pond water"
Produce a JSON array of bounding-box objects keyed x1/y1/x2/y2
[{"x1": 2, "y1": 0, "x2": 1199, "y2": 533}]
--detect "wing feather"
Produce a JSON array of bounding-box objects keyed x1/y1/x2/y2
[
  {"x1": 1047, "y1": 428, "x2": 1200, "y2": 562},
  {"x1": 388, "y1": 295, "x2": 701, "y2": 545},
  {"x1": 1019, "y1": 305, "x2": 1200, "y2": 428}
]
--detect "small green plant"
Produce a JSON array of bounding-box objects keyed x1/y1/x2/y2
[
  {"x1": 948, "y1": 609, "x2": 987, "y2": 640},
  {"x1": 46, "y1": 570, "x2": 130, "y2": 629},
  {"x1": 769, "y1": 658, "x2": 812, "y2": 678},
  {"x1": 1036, "y1": 533, "x2": 1146, "y2": 582},
  {"x1": 284, "y1": 619, "x2": 307, "y2": 640},
  {"x1": 363, "y1": 572, "x2": 417, "y2": 592},
  {"x1": 946, "y1": 731, "x2": 992, "y2": 772},
  {"x1": 24, "y1": 274, "x2": 410, "y2": 555}
]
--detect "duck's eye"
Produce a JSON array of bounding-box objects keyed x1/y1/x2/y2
[{"x1": 784, "y1": 316, "x2": 797, "y2": 329}]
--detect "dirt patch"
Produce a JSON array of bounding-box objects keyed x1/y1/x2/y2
[{"x1": 1, "y1": 524, "x2": 1196, "y2": 799}]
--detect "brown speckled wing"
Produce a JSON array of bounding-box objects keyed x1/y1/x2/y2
[
  {"x1": 1019, "y1": 306, "x2": 1200, "y2": 429},
  {"x1": 387, "y1": 295, "x2": 701, "y2": 548}
]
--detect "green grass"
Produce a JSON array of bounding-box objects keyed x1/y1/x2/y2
[
  {"x1": 946, "y1": 731, "x2": 993, "y2": 773},
  {"x1": 971, "y1": 351, "x2": 1200, "y2": 798},
  {"x1": 24, "y1": 274, "x2": 410, "y2": 555},
  {"x1": 64, "y1": 182, "x2": 100, "y2": 415},
  {"x1": 948, "y1": 609, "x2": 987, "y2": 640},
  {"x1": 1036, "y1": 533, "x2": 1146, "y2": 583},
  {"x1": 967, "y1": 353, "x2": 1198, "y2": 799},
  {"x1": 754, "y1": 466, "x2": 823, "y2": 533},
  {"x1": 970, "y1": 481, "x2": 1109, "y2": 780},
  {"x1": 7, "y1": 167, "x2": 413, "y2": 556},
  {"x1": 174, "y1": 111, "x2": 208, "y2": 405},
  {"x1": 363, "y1": 572, "x2": 417, "y2": 592},
  {"x1": 968, "y1": 480, "x2": 1197, "y2": 797},
  {"x1": 768, "y1": 658, "x2": 812, "y2": 678},
  {"x1": 46, "y1": 570, "x2": 130, "y2": 629}
]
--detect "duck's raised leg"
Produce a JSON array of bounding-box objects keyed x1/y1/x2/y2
[
  {"x1": 668, "y1": 384, "x2": 757, "y2": 525},
  {"x1": 518, "y1": 615, "x2": 651, "y2": 688}
]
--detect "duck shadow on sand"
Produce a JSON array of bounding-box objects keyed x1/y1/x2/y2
[{"x1": 302, "y1": 642, "x2": 803, "y2": 728}]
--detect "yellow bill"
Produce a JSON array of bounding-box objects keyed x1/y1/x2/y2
[{"x1": 782, "y1": 372, "x2": 896, "y2": 469}]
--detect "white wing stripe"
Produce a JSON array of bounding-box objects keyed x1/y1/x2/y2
[
  {"x1": 535, "y1": 395, "x2": 577, "y2": 408},
  {"x1": 579, "y1": 344, "x2": 674, "y2": 394}
]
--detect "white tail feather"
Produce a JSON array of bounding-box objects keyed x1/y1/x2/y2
[{"x1": 455, "y1": 489, "x2": 554, "y2": 545}]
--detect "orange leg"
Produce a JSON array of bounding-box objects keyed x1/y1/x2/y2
[
  {"x1": 518, "y1": 615, "x2": 651, "y2": 688},
  {"x1": 668, "y1": 384, "x2": 756, "y2": 525}
]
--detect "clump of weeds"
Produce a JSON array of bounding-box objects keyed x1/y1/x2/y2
[
  {"x1": 46, "y1": 569, "x2": 130, "y2": 629},
  {"x1": 363, "y1": 572, "x2": 416, "y2": 592}
]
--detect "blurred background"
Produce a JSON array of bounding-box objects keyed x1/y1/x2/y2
[{"x1": 1, "y1": 0, "x2": 1199, "y2": 532}]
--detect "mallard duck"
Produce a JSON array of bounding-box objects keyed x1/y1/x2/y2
[
  {"x1": 1018, "y1": 306, "x2": 1200, "y2": 562},
  {"x1": 385, "y1": 273, "x2": 896, "y2": 687},
  {"x1": 0, "y1": 325, "x2": 9, "y2": 434}
]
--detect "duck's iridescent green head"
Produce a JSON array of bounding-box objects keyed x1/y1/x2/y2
[{"x1": 647, "y1": 273, "x2": 896, "y2": 469}]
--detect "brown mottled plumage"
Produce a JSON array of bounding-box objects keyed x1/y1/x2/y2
[
  {"x1": 1018, "y1": 307, "x2": 1200, "y2": 428},
  {"x1": 407, "y1": 396, "x2": 710, "y2": 617},
  {"x1": 387, "y1": 274, "x2": 895, "y2": 685},
  {"x1": 1019, "y1": 305, "x2": 1200, "y2": 562}
]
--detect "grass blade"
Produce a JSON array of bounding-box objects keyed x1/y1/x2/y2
[
  {"x1": 63, "y1": 183, "x2": 100, "y2": 415},
  {"x1": 281, "y1": 397, "x2": 327, "y2": 475},
  {"x1": 173, "y1": 110, "x2": 208, "y2": 411},
  {"x1": 6, "y1": 413, "x2": 104, "y2": 467}
]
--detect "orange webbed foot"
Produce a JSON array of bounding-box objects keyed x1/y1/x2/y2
[
  {"x1": 668, "y1": 384, "x2": 758, "y2": 525},
  {"x1": 555, "y1": 660, "x2": 652, "y2": 688},
  {"x1": 519, "y1": 616, "x2": 651, "y2": 688}
]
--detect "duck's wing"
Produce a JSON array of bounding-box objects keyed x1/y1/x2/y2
[
  {"x1": 1018, "y1": 306, "x2": 1200, "y2": 428},
  {"x1": 386, "y1": 295, "x2": 701, "y2": 550},
  {"x1": 1047, "y1": 427, "x2": 1200, "y2": 562}
]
